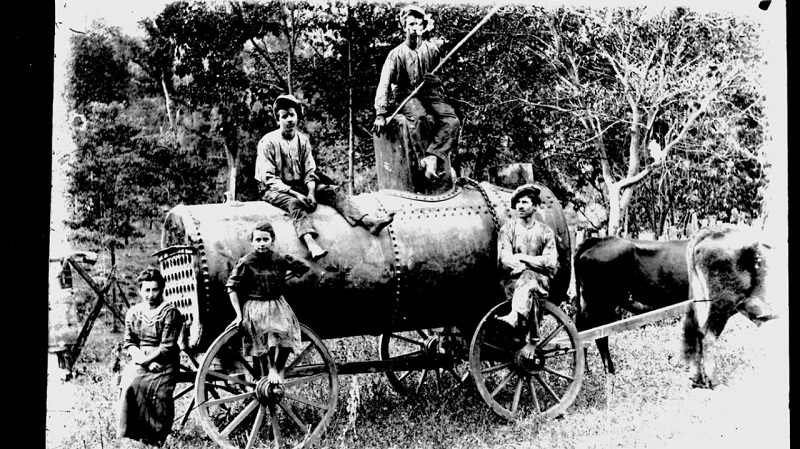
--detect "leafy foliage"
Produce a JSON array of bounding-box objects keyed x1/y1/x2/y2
[
  {"x1": 64, "y1": 1, "x2": 771, "y2": 248},
  {"x1": 67, "y1": 29, "x2": 130, "y2": 110},
  {"x1": 66, "y1": 102, "x2": 149, "y2": 247}
]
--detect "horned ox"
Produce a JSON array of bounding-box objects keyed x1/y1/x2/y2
[
  {"x1": 682, "y1": 225, "x2": 776, "y2": 388},
  {"x1": 574, "y1": 236, "x2": 689, "y2": 374}
]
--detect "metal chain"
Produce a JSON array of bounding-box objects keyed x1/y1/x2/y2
[{"x1": 455, "y1": 177, "x2": 500, "y2": 231}]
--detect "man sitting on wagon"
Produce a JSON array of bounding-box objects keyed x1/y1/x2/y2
[
  {"x1": 372, "y1": 5, "x2": 460, "y2": 194},
  {"x1": 256, "y1": 94, "x2": 394, "y2": 259},
  {"x1": 495, "y1": 184, "x2": 559, "y2": 344}
]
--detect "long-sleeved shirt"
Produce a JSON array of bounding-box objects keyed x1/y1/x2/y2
[
  {"x1": 226, "y1": 249, "x2": 310, "y2": 303},
  {"x1": 123, "y1": 301, "x2": 183, "y2": 365},
  {"x1": 374, "y1": 40, "x2": 443, "y2": 116},
  {"x1": 255, "y1": 129, "x2": 319, "y2": 193},
  {"x1": 498, "y1": 219, "x2": 559, "y2": 277}
]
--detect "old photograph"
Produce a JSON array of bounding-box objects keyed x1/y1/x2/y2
[{"x1": 48, "y1": 1, "x2": 788, "y2": 448}]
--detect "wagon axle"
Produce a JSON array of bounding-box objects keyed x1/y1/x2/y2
[
  {"x1": 254, "y1": 377, "x2": 284, "y2": 404},
  {"x1": 515, "y1": 346, "x2": 545, "y2": 374}
]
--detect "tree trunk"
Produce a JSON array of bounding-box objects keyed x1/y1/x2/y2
[
  {"x1": 225, "y1": 141, "x2": 238, "y2": 200},
  {"x1": 283, "y1": 2, "x2": 295, "y2": 93},
  {"x1": 346, "y1": 0, "x2": 354, "y2": 195},
  {"x1": 607, "y1": 183, "x2": 622, "y2": 236},
  {"x1": 618, "y1": 186, "x2": 633, "y2": 236},
  {"x1": 161, "y1": 74, "x2": 175, "y2": 131},
  {"x1": 108, "y1": 241, "x2": 119, "y2": 333}
]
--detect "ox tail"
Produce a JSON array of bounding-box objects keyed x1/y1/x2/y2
[
  {"x1": 573, "y1": 267, "x2": 584, "y2": 332},
  {"x1": 571, "y1": 254, "x2": 591, "y2": 374},
  {"x1": 572, "y1": 248, "x2": 585, "y2": 332}
]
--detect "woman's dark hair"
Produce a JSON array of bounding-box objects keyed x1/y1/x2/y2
[
  {"x1": 137, "y1": 267, "x2": 166, "y2": 291},
  {"x1": 250, "y1": 220, "x2": 276, "y2": 241}
]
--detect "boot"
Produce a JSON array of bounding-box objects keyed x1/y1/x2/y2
[{"x1": 360, "y1": 212, "x2": 395, "y2": 236}]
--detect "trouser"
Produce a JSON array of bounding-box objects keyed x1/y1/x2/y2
[
  {"x1": 504, "y1": 270, "x2": 550, "y2": 339},
  {"x1": 264, "y1": 184, "x2": 366, "y2": 239},
  {"x1": 400, "y1": 94, "x2": 460, "y2": 166}
]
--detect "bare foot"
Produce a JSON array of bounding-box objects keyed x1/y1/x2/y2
[
  {"x1": 310, "y1": 248, "x2": 328, "y2": 260},
  {"x1": 267, "y1": 370, "x2": 285, "y2": 395},
  {"x1": 306, "y1": 240, "x2": 328, "y2": 260},
  {"x1": 267, "y1": 370, "x2": 281, "y2": 385},
  {"x1": 519, "y1": 341, "x2": 539, "y2": 359},
  {"x1": 495, "y1": 312, "x2": 519, "y2": 328}
]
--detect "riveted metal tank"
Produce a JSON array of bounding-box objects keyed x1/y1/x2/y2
[{"x1": 158, "y1": 180, "x2": 570, "y2": 352}]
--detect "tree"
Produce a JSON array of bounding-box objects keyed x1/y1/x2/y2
[
  {"x1": 62, "y1": 1, "x2": 770, "y2": 248},
  {"x1": 531, "y1": 6, "x2": 765, "y2": 235},
  {"x1": 65, "y1": 103, "x2": 155, "y2": 253},
  {"x1": 67, "y1": 27, "x2": 130, "y2": 111}
]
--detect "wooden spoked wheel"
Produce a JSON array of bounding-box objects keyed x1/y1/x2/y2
[
  {"x1": 378, "y1": 329, "x2": 470, "y2": 395},
  {"x1": 469, "y1": 300, "x2": 584, "y2": 420},
  {"x1": 174, "y1": 351, "x2": 201, "y2": 430},
  {"x1": 195, "y1": 324, "x2": 339, "y2": 449}
]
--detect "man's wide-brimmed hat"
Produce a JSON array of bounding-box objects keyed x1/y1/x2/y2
[
  {"x1": 511, "y1": 184, "x2": 542, "y2": 208},
  {"x1": 273, "y1": 94, "x2": 303, "y2": 121},
  {"x1": 399, "y1": 5, "x2": 434, "y2": 33}
]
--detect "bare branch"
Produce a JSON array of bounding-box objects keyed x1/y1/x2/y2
[
  {"x1": 249, "y1": 38, "x2": 284, "y2": 83},
  {"x1": 579, "y1": 119, "x2": 630, "y2": 145},
  {"x1": 518, "y1": 99, "x2": 581, "y2": 114},
  {"x1": 617, "y1": 162, "x2": 659, "y2": 190},
  {"x1": 232, "y1": 2, "x2": 285, "y2": 86},
  {"x1": 661, "y1": 71, "x2": 739, "y2": 157}
]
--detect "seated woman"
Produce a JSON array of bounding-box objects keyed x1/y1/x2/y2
[{"x1": 117, "y1": 268, "x2": 183, "y2": 447}]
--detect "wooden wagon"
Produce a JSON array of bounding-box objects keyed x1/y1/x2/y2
[{"x1": 151, "y1": 169, "x2": 695, "y2": 449}]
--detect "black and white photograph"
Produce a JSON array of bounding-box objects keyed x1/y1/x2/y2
[{"x1": 48, "y1": 1, "x2": 788, "y2": 448}]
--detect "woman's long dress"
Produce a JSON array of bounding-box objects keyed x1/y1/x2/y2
[{"x1": 117, "y1": 300, "x2": 183, "y2": 446}]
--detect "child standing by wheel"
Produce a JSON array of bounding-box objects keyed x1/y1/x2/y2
[{"x1": 227, "y1": 220, "x2": 311, "y2": 393}]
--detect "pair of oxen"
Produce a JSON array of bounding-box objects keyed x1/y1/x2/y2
[{"x1": 573, "y1": 224, "x2": 778, "y2": 388}]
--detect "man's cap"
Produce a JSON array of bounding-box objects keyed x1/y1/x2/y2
[
  {"x1": 273, "y1": 94, "x2": 303, "y2": 121},
  {"x1": 399, "y1": 5, "x2": 434, "y2": 32},
  {"x1": 511, "y1": 184, "x2": 542, "y2": 208}
]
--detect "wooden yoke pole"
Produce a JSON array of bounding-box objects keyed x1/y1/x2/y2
[
  {"x1": 385, "y1": 3, "x2": 504, "y2": 125},
  {"x1": 68, "y1": 261, "x2": 124, "y2": 366}
]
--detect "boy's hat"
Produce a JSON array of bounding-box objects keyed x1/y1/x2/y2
[
  {"x1": 399, "y1": 5, "x2": 434, "y2": 32},
  {"x1": 273, "y1": 94, "x2": 303, "y2": 121},
  {"x1": 510, "y1": 184, "x2": 542, "y2": 208}
]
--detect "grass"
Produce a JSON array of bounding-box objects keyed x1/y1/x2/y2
[
  {"x1": 47, "y1": 228, "x2": 789, "y2": 449},
  {"x1": 48, "y1": 316, "x2": 788, "y2": 449}
]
